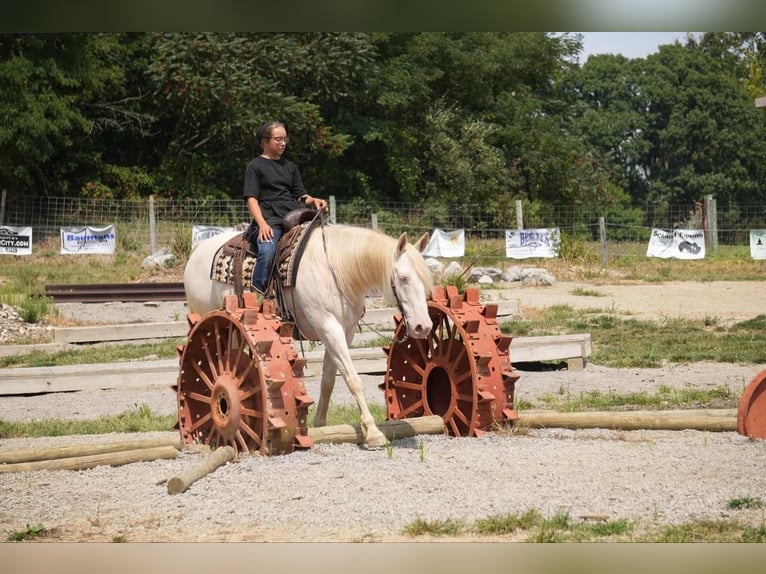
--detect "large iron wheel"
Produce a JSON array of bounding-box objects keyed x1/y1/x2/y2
[
  {"x1": 382, "y1": 285, "x2": 520, "y2": 436},
  {"x1": 738, "y1": 368, "x2": 766, "y2": 439},
  {"x1": 176, "y1": 295, "x2": 314, "y2": 455}
]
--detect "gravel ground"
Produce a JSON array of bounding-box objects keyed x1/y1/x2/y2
[{"x1": 1, "y1": 283, "x2": 765, "y2": 542}]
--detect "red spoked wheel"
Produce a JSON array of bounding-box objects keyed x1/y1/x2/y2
[
  {"x1": 738, "y1": 368, "x2": 766, "y2": 439},
  {"x1": 382, "y1": 285, "x2": 520, "y2": 437},
  {"x1": 175, "y1": 294, "x2": 314, "y2": 455}
]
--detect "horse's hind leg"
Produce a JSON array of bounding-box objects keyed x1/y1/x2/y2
[{"x1": 313, "y1": 352, "x2": 337, "y2": 428}]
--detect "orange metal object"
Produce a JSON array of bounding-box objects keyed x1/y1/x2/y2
[
  {"x1": 175, "y1": 294, "x2": 314, "y2": 455},
  {"x1": 737, "y1": 368, "x2": 766, "y2": 439},
  {"x1": 382, "y1": 285, "x2": 520, "y2": 436}
]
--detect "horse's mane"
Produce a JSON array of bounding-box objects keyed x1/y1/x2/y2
[{"x1": 321, "y1": 225, "x2": 433, "y2": 304}]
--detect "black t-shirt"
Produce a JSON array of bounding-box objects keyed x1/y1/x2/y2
[{"x1": 243, "y1": 156, "x2": 306, "y2": 227}]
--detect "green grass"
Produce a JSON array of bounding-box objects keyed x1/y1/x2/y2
[
  {"x1": 728, "y1": 496, "x2": 764, "y2": 510},
  {"x1": 501, "y1": 306, "x2": 766, "y2": 368},
  {"x1": 0, "y1": 402, "x2": 383, "y2": 439},
  {"x1": 0, "y1": 403, "x2": 177, "y2": 439},
  {"x1": 0, "y1": 339, "x2": 185, "y2": 369},
  {"x1": 6, "y1": 523, "x2": 54, "y2": 542},
  {"x1": 402, "y1": 508, "x2": 766, "y2": 542},
  {"x1": 536, "y1": 384, "x2": 735, "y2": 412},
  {"x1": 402, "y1": 517, "x2": 466, "y2": 537}
]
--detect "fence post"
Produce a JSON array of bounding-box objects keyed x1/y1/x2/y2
[
  {"x1": 149, "y1": 195, "x2": 157, "y2": 254},
  {"x1": 371, "y1": 213, "x2": 378, "y2": 231},
  {"x1": 0, "y1": 189, "x2": 6, "y2": 226},
  {"x1": 329, "y1": 195, "x2": 336, "y2": 224},
  {"x1": 704, "y1": 194, "x2": 718, "y2": 254},
  {"x1": 515, "y1": 200, "x2": 523, "y2": 230},
  {"x1": 598, "y1": 216, "x2": 608, "y2": 267}
]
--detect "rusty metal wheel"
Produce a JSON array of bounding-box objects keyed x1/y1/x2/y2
[
  {"x1": 176, "y1": 294, "x2": 314, "y2": 455},
  {"x1": 382, "y1": 285, "x2": 520, "y2": 436},
  {"x1": 738, "y1": 368, "x2": 766, "y2": 439}
]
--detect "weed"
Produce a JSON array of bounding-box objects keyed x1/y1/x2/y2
[
  {"x1": 402, "y1": 517, "x2": 465, "y2": 537},
  {"x1": 474, "y1": 509, "x2": 542, "y2": 535},
  {"x1": 417, "y1": 438, "x2": 425, "y2": 462},
  {"x1": 6, "y1": 523, "x2": 51, "y2": 542},
  {"x1": 728, "y1": 496, "x2": 764, "y2": 510},
  {"x1": 741, "y1": 525, "x2": 766, "y2": 543},
  {"x1": 570, "y1": 287, "x2": 605, "y2": 297}
]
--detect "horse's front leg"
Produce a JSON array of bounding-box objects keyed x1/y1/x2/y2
[
  {"x1": 340, "y1": 364, "x2": 386, "y2": 448},
  {"x1": 312, "y1": 352, "x2": 337, "y2": 428},
  {"x1": 320, "y1": 323, "x2": 386, "y2": 448}
]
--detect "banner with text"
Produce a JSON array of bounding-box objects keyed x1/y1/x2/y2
[
  {"x1": 646, "y1": 228, "x2": 705, "y2": 259},
  {"x1": 422, "y1": 228, "x2": 465, "y2": 258},
  {"x1": 0, "y1": 226, "x2": 33, "y2": 256},
  {"x1": 192, "y1": 225, "x2": 235, "y2": 248},
  {"x1": 60, "y1": 225, "x2": 116, "y2": 255},
  {"x1": 750, "y1": 230, "x2": 766, "y2": 260},
  {"x1": 505, "y1": 228, "x2": 560, "y2": 259}
]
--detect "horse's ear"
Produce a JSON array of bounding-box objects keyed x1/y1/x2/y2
[
  {"x1": 414, "y1": 232, "x2": 429, "y2": 253},
  {"x1": 396, "y1": 232, "x2": 408, "y2": 256}
]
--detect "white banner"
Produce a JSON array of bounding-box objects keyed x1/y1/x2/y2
[
  {"x1": 646, "y1": 228, "x2": 705, "y2": 259},
  {"x1": 422, "y1": 228, "x2": 465, "y2": 258},
  {"x1": 0, "y1": 225, "x2": 33, "y2": 256},
  {"x1": 505, "y1": 228, "x2": 559, "y2": 259},
  {"x1": 192, "y1": 225, "x2": 235, "y2": 248},
  {"x1": 750, "y1": 230, "x2": 766, "y2": 260},
  {"x1": 60, "y1": 225, "x2": 116, "y2": 255}
]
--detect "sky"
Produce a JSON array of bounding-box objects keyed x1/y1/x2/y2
[{"x1": 578, "y1": 32, "x2": 693, "y2": 63}]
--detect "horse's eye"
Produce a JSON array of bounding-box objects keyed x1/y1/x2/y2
[{"x1": 398, "y1": 274, "x2": 409, "y2": 284}]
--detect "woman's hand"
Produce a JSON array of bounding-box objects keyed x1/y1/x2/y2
[
  {"x1": 308, "y1": 196, "x2": 328, "y2": 211},
  {"x1": 257, "y1": 223, "x2": 275, "y2": 242}
]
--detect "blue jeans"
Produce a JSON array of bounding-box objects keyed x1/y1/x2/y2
[{"x1": 251, "y1": 226, "x2": 282, "y2": 294}]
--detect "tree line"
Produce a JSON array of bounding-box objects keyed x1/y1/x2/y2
[{"x1": 2, "y1": 32, "x2": 765, "y2": 214}]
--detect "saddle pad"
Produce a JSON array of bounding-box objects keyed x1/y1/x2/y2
[
  {"x1": 210, "y1": 233, "x2": 257, "y2": 290},
  {"x1": 277, "y1": 221, "x2": 315, "y2": 289}
]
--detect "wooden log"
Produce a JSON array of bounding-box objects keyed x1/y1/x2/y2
[
  {"x1": 0, "y1": 434, "x2": 182, "y2": 465},
  {"x1": 0, "y1": 445, "x2": 178, "y2": 473},
  {"x1": 308, "y1": 415, "x2": 445, "y2": 444},
  {"x1": 167, "y1": 446, "x2": 236, "y2": 495},
  {"x1": 518, "y1": 409, "x2": 738, "y2": 432}
]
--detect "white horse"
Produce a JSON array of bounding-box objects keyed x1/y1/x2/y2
[{"x1": 183, "y1": 223, "x2": 434, "y2": 448}]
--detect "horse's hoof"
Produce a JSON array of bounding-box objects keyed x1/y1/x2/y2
[{"x1": 365, "y1": 434, "x2": 387, "y2": 449}]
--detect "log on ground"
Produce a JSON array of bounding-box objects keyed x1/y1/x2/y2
[
  {"x1": 518, "y1": 409, "x2": 738, "y2": 432},
  {"x1": 0, "y1": 434, "x2": 181, "y2": 465},
  {"x1": 0, "y1": 445, "x2": 178, "y2": 473},
  {"x1": 308, "y1": 415, "x2": 445, "y2": 445},
  {"x1": 167, "y1": 446, "x2": 236, "y2": 495}
]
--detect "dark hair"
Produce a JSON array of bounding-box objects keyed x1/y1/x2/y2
[{"x1": 255, "y1": 121, "x2": 286, "y2": 145}]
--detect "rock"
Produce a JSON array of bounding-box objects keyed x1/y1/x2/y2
[
  {"x1": 442, "y1": 261, "x2": 464, "y2": 277},
  {"x1": 467, "y1": 266, "x2": 502, "y2": 282},
  {"x1": 142, "y1": 247, "x2": 177, "y2": 268},
  {"x1": 424, "y1": 258, "x2": 444, "y2": 276}
]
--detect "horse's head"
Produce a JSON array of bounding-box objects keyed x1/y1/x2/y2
[{"x1": 391, "y1": 232, "x2": 433, "y2": 339}]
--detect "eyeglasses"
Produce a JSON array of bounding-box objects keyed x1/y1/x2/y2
[{"x1": 269, "y1": 136, "x2": 288, "y2": 143}]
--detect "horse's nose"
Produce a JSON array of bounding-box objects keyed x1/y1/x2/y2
[{"x1": 410, "y1": 322, "x2": 431, "y2": 338}]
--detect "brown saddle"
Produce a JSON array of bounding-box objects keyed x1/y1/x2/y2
[{"x1": 209, "y1": 208, "x2": 321, "y2": 305}]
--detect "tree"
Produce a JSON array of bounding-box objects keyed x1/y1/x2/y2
[{"x1": 147, "y1": 33, "x2": 375, "y2": 198}]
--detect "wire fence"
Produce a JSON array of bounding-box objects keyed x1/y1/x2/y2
[{"x1": 2, "y1": 193, "x2": 765, "y2": 263}]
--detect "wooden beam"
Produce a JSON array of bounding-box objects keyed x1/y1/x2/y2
[
  {"x1": 0, "y1": 445, "x2": 178, "y2": 473},
  {"x1": 308, "y1": 415, "x2": 445, "y2": 444},
  {"x1": 518, "y1": 409, "x2": 738, "y2": 432},
  {"x1": 53, "y1": 321, "x2": 187, "y2": 344},
  {"x1": 0, "y1": 434, "x2": 181, "y2": 464},
  {"x1": 167, "y1": 446, "x2": 236, "y2": 494},
  {"x1": 0, "y1": 334, "x2": 592, "y2": 395}
]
